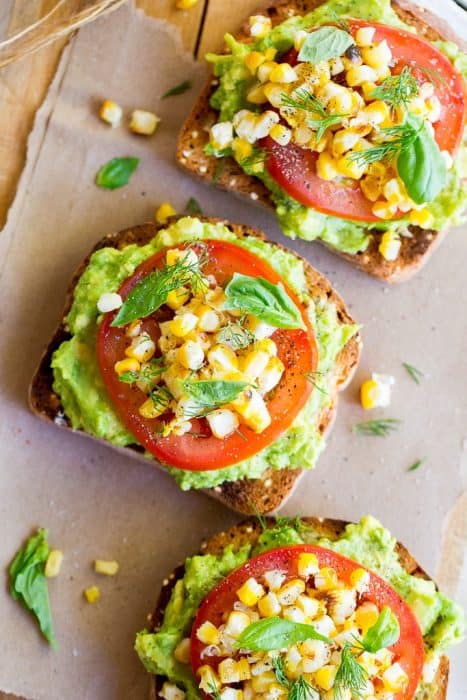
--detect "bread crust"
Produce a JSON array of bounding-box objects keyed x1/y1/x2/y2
[
  {"x1": 29, "y1": 217, "x2": 360, "y2": 515},
  {"x1": 147, "y1": 516, "x2": 449, "y2": 699},
  {"x1": 176, "y1": 0, "x2": 466, "y2": 283}
]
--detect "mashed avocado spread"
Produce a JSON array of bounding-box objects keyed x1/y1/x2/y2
[
  {"x1": 135, "y1": 516, "x2": 465, "y2": 699},
  {"x1": 206, "y1": 0, "x2": 467, "y2": 255},
  {"x1": 51, "y1": 217, "x2": 358, "y2": 489}
]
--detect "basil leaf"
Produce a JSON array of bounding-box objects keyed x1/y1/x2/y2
[
  {"x1": 96, "y1": 157, "x2": 139, "y2": 190},
  {"x1": 361, "y1": 606, "x2": 400, "y2": 653},
  {"x1": 298, "y1": 26, "x2": 354, "y2": 64},
  {"x1": 397, "y1": 114, "x2": 446, "y2": 205},
  {"x1": 10, "y1": 529, "x2": 57, "y2": 648},
  {"x1": 224, "y1": 274, "x2": 305, "y2": 330},
  {"x1": 235, "y1": 617, "x2": 332, "y2": 651},
  {"x1": 185, "y1": 197, "x2": 203, "y2": 215},
  {"x1": 182, "y1": 379, "x2": 250, "y2": 407},
  {"x1": 162, "y1": 80, "x2": 192, "y2": 98}
]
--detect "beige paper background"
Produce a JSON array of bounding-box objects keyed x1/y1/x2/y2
[{"x1": 0, "y1": 2, "x2": 466, "y2": 698}]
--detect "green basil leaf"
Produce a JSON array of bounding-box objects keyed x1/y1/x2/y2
[
  {"x1": 361, "y1": 606, "x2": 400, "y2": 653},
  {"x1": 182, "y1": 379, "x2": 250, "y2": 407},
  {"x1": 224, "y1": 273, "x2": 305, "y2": 330},
  {"x1": 235, "y1": 617, "x2": 332, "y2": 651},
  {"x1": 397, "y1": 114, "x2": 446, "y2": 205},
  {"x1": 162, "y1": 80, "x2": 192, "y2": 98},
  {"x1": 9, "y1": 529, "x2": 57, "y2": 648},
  {"x1": 185, "y1": 197, "x2": 203, "y2": 215},
  {"x1": 298, "y1": 26, "x2": 354, "y2": 64},
  {"x1": 95, "y1": 157, "x2": 139, "y2": 190}
]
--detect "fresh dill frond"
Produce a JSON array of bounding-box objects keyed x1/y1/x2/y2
[
  {"x1": 272, "y1": 655, "x2": 290, "y2": 687},
  {"x1": 334, "y1": 643, "x2": 368, "y2": 699},
  {"x1": 241, "y1": 145, "x2": 268, "y2": 172},
  {"x1": 407, "y1": 458, "x2": 425, "y2": 472},
  {"x1": 416, "y1": 64, "x2": 447, "y2": 86},
  {"x1": 149, "y1": 386, "x2": 173, "y2": 413},
  {"x1": 217, "y1": 322, "x2": 255, "y2": 350},
  {"x1": 119, "y1": 357, "x2": 166, "y2": 385},
  {"x1": 370, "y1": 66, "x2": 419, "y2": 109},
  {"x1": 288, "y1": 675, "x2": 320, "y2": 700},
  {"x1": 303, "y1": 370, "x2": 328, "y2": 395},
  {"x1": 352, "y1": 418, "x2": 401, "y2": 437},
  {"x1": 348, "y1": 121, "x2": 419, "y2": 167},
  {"x1": 402, "y1": 362, "x2": 424, "y2": 384},
  {"x1": 328, "y1": 10, "x2": 352, "y2": 34},
  {"x1": 281, "y1": 89, "x2": 348, "y2": 142}
]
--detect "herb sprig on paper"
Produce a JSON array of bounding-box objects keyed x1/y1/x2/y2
[
  {"x1": 162, "y1": 80, "x2": 192, "y2": 98},
  {"x1": 402, "y1": 362, "x2": 424, "y2": 384},
  {"x1": 352, "y1": 418, "x2": 401, "y2": 437},
  {"x1": 95, "y1": 156, "x2": 139, "y2": 190},
  {"x1": 407, "y1": 458, "x2": 425, "y2": 472}
]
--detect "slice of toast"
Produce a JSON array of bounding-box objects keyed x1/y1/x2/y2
[
  {"x1": 147, "y1": 517, "x2": 449, "y2": 700},
  {"x1": 29, "y1": 217, "x2": 361, "y2": 515},
  {"x1": 177, "y1": 0, "x2": 466, "y2": 283}
]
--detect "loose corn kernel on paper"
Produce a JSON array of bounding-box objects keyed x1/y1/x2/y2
[{"x1": 0, "y1": 1, "x2": 466, "y2": 699}]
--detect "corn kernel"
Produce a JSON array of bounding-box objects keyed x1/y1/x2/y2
[
  {"x1": 208, "y1": 344, "x2": 239, "y2": 372},
  {"x1": 360, "y1": 175, "x2": 382, "y2": 202},
  {"x1": 316, "y1": 152, "x2": 339, "y2": 181},
  {"x1": 169, "y1": 313, "x2": 198, "y2": 338},
  {"x1": 174, "y1": 638, "x2": 191, "y2": 664},
  {"x1": 346, "y1": 65, "x2": 377, "y2": 86},
  {"x1": 372, "y1": 200, "x2": 397, "y2": 220},
  {"x1": 258, "y1": 591, "x2": 282, "y2": 617},
  {"x1": 94, "y1": 559, "x2": 119, "y2": 576},
  {"x1": 296, "y1": 594, "x2": 320, "y2": 618},
  {"x1": 264, "y1": 569, "x2": 286, "y2": 591},
  {"x1": 285, "y1": 645, "x2": 302, "y2": 673},
  {"x1": 332, "y1": 128, "x2": 360, "y2": 156},
  {"x1": 210, "y1": 121, "x2": 234, "y2": 150},
  {"x1": 362, "y1": 40, "x2": 392, "y2": 69},
  {"x1": 198, "y1": 666, "x2": 220, "y2": 693},
  {"x1": 232, "y1": 388, "x2": 271, "y2": 433},
  {"x1": 125, "y1": 334, "x2": 156, "y2": 362},
  {"x1": 382, "y1": 662, "x2": 409, "y2": 692},
  {"x1": 245, "y1": 51, "x2": 266, "y2": 74},
  {"x1": 247, "y1": 85, "x2": 268, "y2": 104},
  {"x1": 355, "y1": 602, "x2": 380, "y2": 634},
  {"x1": 176, "y1": 0, "x2": 198, "y2": 8},
  {"x1": 297, "y1": 552, "x2": 319, "y2": 578},
  {"x1": 257, "y1": 356, "x2": 284, "y2": 395},
  {"x1": 237, "y1": 577, "x2": 265, "y2": 607},
  {"x1": 409, "y1": 208, "x2": 434, "y2": 229},
  {"x1": 241, "y1": 349, "x2": 270, "y2": 381},
  {"x1": 257, "y1": 61, "x2": 278, "y2": 84},
  {"x1": 361, "y1": 81, "x2": 378, "y2": 101},
  {"x1": 126, "y1": 320, "x2": 142, "y2": 337},
  {"x1": 355, "y1": 26, "x2": 376, "y2": 47},
  {"x1": 99, "y1": 99, "x2": 123, "y2": 128},
  {"x1": 251, "y1": 671, "x2": 277, "y2": 692},
  {"x1": 218, "y1": 658, "x2": 251, "y2": 683},
  {"x1": 277, "y1": 579, "x2": 306, "y2": 606},
  {"x1": 249, "y1": 15, "x2": 272, "y2": 39},
  {"x1": 129, "y1": 109, "x2": 160, "y2": 136},
  {"x1": 224, "y1": 610, "x2": 251, "y2": 638},
  {"x1": 196, "y1": 621, "x2": 220, "y2": 645},
  {"x1": 166, "y1": 287, "x2": 191, "y2": 311},
  {"x1": 336, "y1": 153, "x2": 366, "y2": 180},
  {"x1": 269, "y1": 123, "x2": 292, "y2": 146},
  {"x1": 156, "y1": 202, "x2": 177, "y2": 224},
  {"x1": 84, "y1": 586, "x2": 100, "y2": 604},
  {"x1": 283, "y1": 605, "x2": 307, "y2": 623},
  {"x1": 232, "y1": 138, "x2": 253, "y2": 162},
  {"x1": 264, "y1": 48, "x2": 277, "y2": 61},
  {"x1": 139, "y1": 394, "x2": 169, "y2": 419},
  {"x1": 269, "y1": 63, "x2": 297, "y2": 84},
  {"x1": 45, "y1": 549, "x2": 64, "y2": 578},
  {"x1": 178, "y1": 340, "x2": 205, "y2": 370},
  {"x1": 314, "y1": 665, "x2": 337, "y2": 691},
  {"x1": 350, "y1": 568, "x2": 370, "y2": 593},
  {"x1": 314, "y1": 567, "x2": 339, "y2": 591},
  {"x1": 362, "y1": 100, "x2": 391, "y2": 127},
  {"x1": 114, "y1": 357, "x2": 140, "y2": 376},
  {"x1": 378, "y1": 231, "x2": 401, "y2": 262}
]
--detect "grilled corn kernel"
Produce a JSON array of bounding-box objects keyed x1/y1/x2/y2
[
  {"x1": 378, "y1": 231, "x2": 401, "y2": 262},
  {"x1": 355, "y1": 602, "x2": 380, "y2": 634},
  {"x1": 156, "y1": 202, "x2": 177, "y2": 224},
  {"x1": 196, "y1": 621, "x2": 220, "y2": 645},
  {"x1": 225, "y1": 611, "x2": 251, "y2": 638},
  {"x1": 264, "y1": 570, "x2": 286, "y2": 590},
  {"x1": 314, "y1": 567, "x2": 339, "y2": 591},
  {"x1": 166, "y1": 247, "x2": 198, "y2": 267},
  {"x1": 237, "y1": 577, "x2": 265, "y2": 607},
  {"x1": 94, "y1": 559, "x2": 119, "y2": 576},
  {"x1": 361, "y1": 373, "x2": 395, "y2": 409},
  {"x1": 350, "y1": 568, "x2": 370, "y2": 593},
  {"x1": 336, "y1": 153, "x2": 366, "y2": 180},
  {"x1": 332, "y1": 128, "x2": 360, "y2": 156},
  {"x1": 251, "y1": 671, "x2": 277, "y2": 692},
  {"x1": 210, "y1": 121, "x2": 234, "y2": 149},
  {"x1": 264, "y1": 48, "x2": 277, "y2": 61},
  {"x1": 269, "y1": 123, "x2": 292, "y2": 146},
  {"x1": 97, "y1": 292, "x2": 122, "y2": 313},
  {"x1": 328, "y1": 588, "x2": 357, "y2": 624},
  {"x1": 166, "y1": 287, "x2": 191, "y2": 311},
  {"x1": 99, "y1": 99, "x2": 123, "y2": 127},
  {"x1": 314, "y1": 665, "x2": 337, "y2": 691},
  {"x1": 160, "y1": 685, "x2": 186, "y2": 700},
  {"x1": 294, "y1": 29, "x2": 308, "y2": 50},
  {"x1": 220, "y1": 690, "x2": 243, "y2": 700},
  {"x1": 206, "y1": 409, "x2": 239, "y2": 439},
  {"x1": 45, "y1": 549, "x2": 64, "y2": 578},
  {"x1": 355, "y1": 26, "x2": 375, "y2": 47},
  {"x1": 139, "y1": 395, "x2": 168, "y2": 419},
  {"x1": 346, "y1": 65, "x2": 377, "y2": 86},
  {"x1": 169, "y1": 313, "x2": 198, "y2": 338},
  {"x1": 258, "y1": 591, "x2": 282, "y2": 617},
  {"x1": 197, "y1": 306, "x2": 220, "y2": 332},
  {"x1": 243, "y1": 315, "x2": 276, "y2": 339},
  {"x1": 130, "y1": 109, "x2": 160, "y2": 136},
  {"x1": 198, "y1": 666, "x2": 221, "y2": 693},
  {"x1": 362, "y1": 40, "x2": 392, "y2": 69},
  {"x1": 219, "y1": 658, "x2": 251, "y2": 683},
  {"x1": 277, "y1": 579, "x2": 306, "y2": 606},
  {"x1": 360, "y1": 175, "x2": 382, "y2": 202},
  {"x1": 422, "y1": 652, "x2": 441, "y2": 684},
  {"x1": 301, "y1": 640, "x2": 331, "y2": 672},
  {"x1": 361, "y1": 81, "x2": 378, "y2": 101},
  {"x1": 283, "y1": 605, "x2": 307, "y2": 624},
  {"x1": 232, "y1": 138, "x2": 253, "y2": 162},
  {"x1": 409, "y1": 208, "x2": 434, "y2": 229},
  {"x1": 329, "y1": 56, "x2": 345, "y2": 76},
  {"x1": 245, "y1": 51, "x2": 266, "y2": 74},
  {"x1": 285, "y1": 645, "x2": 302, "y2": 673},
  {"x1": 178, "y1": 340, "x2": 205, "y2": 370},
  {"x1": 84, "y1": 586, "x2": 100, "y2": 603},
  {"x1": 126, "y1": 320, "x2": 142, "y2": 337},
  {"x1": 257, "y1": 356, "x2": 284, "y2": 395},
  {"x1": 114, "y1": 357, "x2": 140, "y2": 376},
  {"x1": 125, "y1": 335, "x2": 156, "y2": 362},
  {"x1": 249, "y1": 15, "x2": 272, "y2": 39},
  {"x1": 176, "y1": 0, "x2": 198, "y2": 8},
  {"x1": 241, "y1": 349, "x2": 270, "y2": 380},
  {"x1": 372, "y1": 200, "x2": 397, "y2": 220},
  {"x1": 257, "y1": 61, "x2": 278, "y2": 84},
  {"x1": 297, "y1": 552, "x2": 319, "y2": 578},
  {"x1": 382, "y1": 663, "x2": 409, "y2": 692},
  {"x1": 208, "y1": 344, "x2": 239, "y2": 372},
  {"x1": 269, "y1": 63, "x2": 297, "y2": 84},
  {"x1": 296, "y1": 594, "x2": 320, "y2": 618},
  {"x1": 174, "y1": 638, "x2": 191, "y2": 664},
  {"x1": 232, "y1": 388, "x2": 271, "y2": 433},
  {"x1": 247, "y1": 85, "x2": 268, "y2": 104},
  {"x1": 362, "y1": 100, "x2": 391, "y2": 126},
  {"x1": 316, "y1": 152, "x2": 339, "y2": 181}
]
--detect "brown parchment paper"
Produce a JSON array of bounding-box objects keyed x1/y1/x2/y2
[{"x1": 0, "y1": 2, "x2": 465, "y2": 698}]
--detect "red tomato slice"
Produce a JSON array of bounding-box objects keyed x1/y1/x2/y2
[
  {"x1": 97, "y1": 240, "x2": 317, "y2": 471},
  {"x1": 264, "y1": 20, "x2": 466, "y2": 222},
  {"x1": 191, "y1": 545, "x2": 424, "y2": 700}
]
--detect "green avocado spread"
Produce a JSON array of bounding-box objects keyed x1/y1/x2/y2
[
  {"x1": 135, "y1": 516, "x2": 465, "y2": 699},
  {"x1": 206, "y1": 0, "x2": 467, "y2": 255},
  {"x1": 52, "y1": 217, "x2": 358, "y2": 489}
]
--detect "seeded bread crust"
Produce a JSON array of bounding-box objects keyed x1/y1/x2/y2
[
  {"x1": 147, "y1": 517, "x2": 449, "y2": 700},
  {"x1": 29, "y1": 217, "x2": 360, "y2": 514},
  {"x1": 176, "y1": 0, "x2": 467, "y2": 283}
]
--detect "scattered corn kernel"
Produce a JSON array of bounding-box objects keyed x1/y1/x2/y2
[
  {"x1": 316, "y1": 152, "x2": 339, "y2": 181},
  {"x1": 277, "y1": 579, "x2": 306, "y2": 606},
  {"x1": 258, "y1": 591, "x2": 282, "y2": 617},
  {"x1": 225, "y1": 611, "x2": 251, "y2": 638},
  {"x1": 84, "y1": 586, "x2": 100, "y2": 604},
  {"x1": 114, "y1": 357, "x2": 140, "y2": 376},
  {"x1": 210, "y1": 121, "x2": 234, "y2": 149},
  {"x1": 99, "y1": 99, "x2": 123, "y2": 127},
  {"x1": 160, "y1": 684, "x2": 186, "y2": 700},
  {"x1": 269, "y1": 123, "x2": 292, "y2": 146},
  {"x1": 198, "y1": 666, "x2": 220, "y2": 693},
  {"x1": 379, "y1": 231, "x2": 401, "y2": 262},
  {"x1": 232, "y1": 138, "x2": 253, "y2": 162},
  {"x1": 237, "y1": 577, "x2": 265, "y2": 607},
  {"x1": 94, "y1": 559, "x2": 119, "y2": 576},
  {"x1": 360, "y1": 373, "x2": 395, "y2": 409},
  {"x1": 129, "y1": 109, "x2": 160, "y2": 136},
  {"x1": 45, "y1": 549, "x2": 64, "y2": 578},
  {"x1": 294, "y1": 29, "x2": 308, "y2": 51},
  {"x1": 125, "y1": 334, "x2": 156, "y2": 362},
  {"x1": 178, "y1": 340, "x2": 205, "y2": 370},
  {"x1": 355, "y1": 602, "x2": 380, "y2": 634},
  {"x1": 346, "y1": 65, "x2": 377, "y2": 86},
  {"x1": 156, "y1": 202, "x2": 177, "y2": 224},
  {"x1": 247, "y1": 85, "x2": 268, "y2": 104},
  {"x1": 196, "y1": 621, "x2": 220, "y2": 645},
  {"x1": 372, "y1": 200, "x2": 398, "y2": 220},
  {"x1": 218, "y1": 658, "x2": 251, "y2": 683},
  {"x1": 362, "y1": 40, "x2": 392, "y2": 69},
  {"x1": 350, "y1": 568, "x2": 370, "y2": 593}
]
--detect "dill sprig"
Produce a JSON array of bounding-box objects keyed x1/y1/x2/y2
[
  {"x1": 272, "y1": 655, "x2": 289, "y2": 687},
  {"x1": 149, "y1": 386, "x2": 173, "y2": 413},
  {"x1": 241, "y1": 145, "x2": 268, "y2": 172},
  {"x1": 402, "y1": 362, "x2": 424, "y2": 384},
  {"x1": 119, "y1": 357, "x2": 165, "y2": 385},
  {"x1": 348, "y1": 122, "x2": 419, "y2": 167},
  {"x1": 207, "y1": 681, "x2": 222, "y2": 700},
  {"x1": 281, "y1": 89, "x2": 348, "y2": 142},
  {"x1": 185, "y1": 197, "x2": 203, "y2": 216},
  {"x1": 304, "y1": 370, "x2": 328, "y2": 395},
  {"x1": 370, "y1": 66, "x2": 419, "y2": 109},
  {"x1": 217, "y1": 322, "x2": 255, "y2": 350},
  {"x1": 352, "y1": 418, "x2": 401, "y2": 437},
  {"x1": 288, "y1": 675, "x2": 321, "y2": 700},
  {"x1": 407, "y1": 458, "x2": 425, "y2": 472},
  {"x1": 334, "y1": 643, "x2": 368, "y2": 699}
]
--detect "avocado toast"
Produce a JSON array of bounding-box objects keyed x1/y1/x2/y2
[
  {"x1": 177, "y1": 0, "x2": 467, "y2": 282},
  {"x1": 137, "y1": 516, "x2": 465, "y2": 700},
  {"x1": 29, "y1": 217, "x2": 360, "y2": 514}
]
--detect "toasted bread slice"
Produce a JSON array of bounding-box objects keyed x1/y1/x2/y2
[
  {"x1": 29, "y1": 218, "x2": 360, "y2": 515},
  {"x1": 177, "y1": 0, "x2": 466, "y2": 283},
  {"x1": 148, "y1": 517, "x2": 449, "y2": 700}
]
